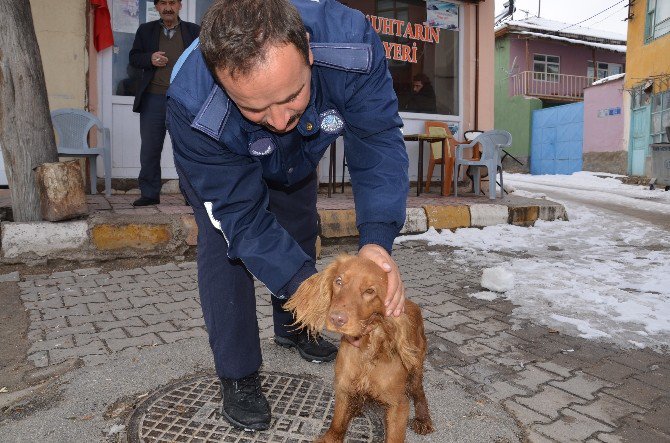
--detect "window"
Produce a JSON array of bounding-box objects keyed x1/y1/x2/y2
[
  {"x1": 646, "y1": 0, "x2": 670, "y2": 42},
  {"x1": 651, "y1": 90, "x2": 670, "y2": 143},
  {"x1": 587, "y1": 61, "x2": 623, "y2": 80},
  {"x1": 341, "y1": 0, "x2": 460, "y2": 116},
  {"x1": 533, "y1": 54, "x2": 560, "y2": 82}
]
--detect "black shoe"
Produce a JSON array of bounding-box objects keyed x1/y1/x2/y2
[
  {"x1": 220, "y1": 372, "x2": 271, "y2": 431},
  {"x1": 275, "y1": 331, "x2": 338, "y2": 363},
  {"x1": 132, "y1": 196, "x2": 160, "y2": 206}
]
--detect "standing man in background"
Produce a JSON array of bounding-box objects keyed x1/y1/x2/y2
[{"x1": 129, "y1": 0, "x2": 199, "y2": 206}]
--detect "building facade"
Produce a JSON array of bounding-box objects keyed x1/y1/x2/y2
[
  {"x1": 11, "y1": 0, "x2": 494, "y2": 189},
  {"x1": 494, "y1": 17, "x2": 626, "y2": 172},
  {"x1": 624, "y1": 0, "x2": 670, "y2": 177}
]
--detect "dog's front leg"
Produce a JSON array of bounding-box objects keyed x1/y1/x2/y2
[
  {"x1": 383, "y1": 397, "x2": 410, "y2": 443},
  {"x1": 315, "y1": 390, "x2": 356, "y2": 443}
]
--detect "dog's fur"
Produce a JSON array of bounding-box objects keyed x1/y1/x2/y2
[{"x1": 285, "y1": 255, "x2": 434, "y2": 443}]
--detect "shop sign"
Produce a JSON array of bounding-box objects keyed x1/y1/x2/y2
[{"x1": 367, "y1": 15, "x2": 441, "y2": 64}]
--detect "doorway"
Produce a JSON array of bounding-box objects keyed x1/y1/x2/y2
[
  {"x1": 99, "y1": 0, "x2": 213, "y2": 180},
  {"x1": 629, "y1": 106, "x2": 651, "y2": 176}
]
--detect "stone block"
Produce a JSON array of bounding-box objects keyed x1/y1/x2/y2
[
  {"x1": 516, "y1": 385, "x2": 587, "y2": 419},
  {"x1": 538, "y1": 204, "x2": 568, "y2": 222},
  {"x1": 533, "y1": 409, "x2": 613, "y2": 442},
  {"x1": 181, "y1": 215, "x2": 198, "y2": 246},
  {"x1": 91, "y1": 224, "x2": 171, "y2": 250},
  {"x1": 469, "y1": 204, "x2": 509, "y2": 227},
  {"x1": 319, "y1": 209, "x2": 358, "y2": 238},
  {"x1": 571, "y1": 393, "x2": 644, "y2": 427},
  {"x1": 509, "y1": 205, "x2": 539, "y2": 227},
  {"x1": 1, "y1": 221, "x2": 88, "y2": 258},
  {"x1": 34, "y1": 160, "x2": 88, "y2": 221},
  {"x1": 423, "y1": 204, "x2": 470, "y2": 230},
  {"x1": 399, "y1": 207, "x2": 428, "y2": 234}
]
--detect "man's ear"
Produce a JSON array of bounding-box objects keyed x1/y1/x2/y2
[{"x1": 306, "y1": 32, "x2": 314, "y2": 66}]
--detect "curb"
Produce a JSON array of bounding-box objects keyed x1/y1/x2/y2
[{"x1": 0, "y1": 201, "x2": 567, "y2": 264}]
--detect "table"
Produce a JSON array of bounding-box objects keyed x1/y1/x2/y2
[
  {"x1": 403, "y1": 134, "x2": 449, "y2": 196},
  {"x1": 327, "y1": 140, "x2": 341, "y2": 198}
]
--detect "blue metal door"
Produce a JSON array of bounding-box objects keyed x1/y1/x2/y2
[
  {"x1": 629, "y1": 106, "x2": 651, "y2": 176},
  {"x1": 530, "y1": 102, "x2": 584, "y2": 175}
]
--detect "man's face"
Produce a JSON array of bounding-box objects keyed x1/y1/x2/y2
[
  {"x1": 216, "y1": 43, "x2": 313, "y2": 134},
  {"x1": 412, "y1": 81, "x2": 424, "y2": 93},
  {"x1": 155, "y1": 0, "x2": 181, "y2": 23}
]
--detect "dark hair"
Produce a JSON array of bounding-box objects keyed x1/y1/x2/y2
[
  {"x1": 200, "y1": 0, "x2": 310, "y2": 78},
  {"x1": 153, "y1": 0, "x2": 182, "y2": 4},
  {"x1": 413, "y1": 73, "x2": 430, "y2": 86}
]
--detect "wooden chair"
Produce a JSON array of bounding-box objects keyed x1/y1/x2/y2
[{"x1": 423, "y1": 121, "x2": 458, "y2": 194}]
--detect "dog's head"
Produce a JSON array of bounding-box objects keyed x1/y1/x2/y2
[{"x1": 284, "y1": 255, "x2": 388, "y2": 339}]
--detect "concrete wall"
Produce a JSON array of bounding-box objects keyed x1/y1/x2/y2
[
  {"x1": 582, "y1": 78, "x2": 627, "y2": 174},
  {"x1": 625, "y1": 0, "x2": 670, "y2": 93},
  {"x1": 462, "y1": 1, "x2": 495, "y2": 132},
  {"x1": 30, "y1": 0, "x2": 88, "y2": 110},
  {"x1": 583, "y1": 78, "x2": 625, "y2": 153},
  {"x1": 494, "y1": 36, "x2": 541, "y2": 171}
]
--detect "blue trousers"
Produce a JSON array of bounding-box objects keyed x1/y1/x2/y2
[
  {"x1": 179, "y1": 170, "x2": 319, "y2": 379},
  {"x1": 138, "y1": 93, "x2": 167, "y2": 200}
]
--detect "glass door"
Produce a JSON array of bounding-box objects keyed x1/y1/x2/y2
[{"x1": 100, "y1": 0, "x2": 214, "y2": 180}]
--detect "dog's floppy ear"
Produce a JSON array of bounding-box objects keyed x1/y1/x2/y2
[{"x1": 284, "y1": 259, "x2": 340, "y2": 336}]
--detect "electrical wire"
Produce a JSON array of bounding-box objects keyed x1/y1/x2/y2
[
  {"x1": 588, "y1": 3, "x2": 629, "y2": 27},
  {"x1": 557, "y1": 0, "x2": 627, "y2": 32}
]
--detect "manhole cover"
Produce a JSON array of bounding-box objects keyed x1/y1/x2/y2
[{"x1": 126, "y1": 372, "x2": 384, "y2": 442}]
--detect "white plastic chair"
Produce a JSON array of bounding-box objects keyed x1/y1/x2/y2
[
  {"x1": 51, "y1": 109, "x2": 112, "y2": 196},
  {"x1": 453, "y1": 130, "x2": 512, "y2": 199}
]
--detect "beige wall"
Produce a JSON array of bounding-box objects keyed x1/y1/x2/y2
[
  {"x1": 462, "y1": 1, "x2": 495, "y2": 133},
  {"x1": 30, "y1": 0, "x2": 88, "y2": 110}
]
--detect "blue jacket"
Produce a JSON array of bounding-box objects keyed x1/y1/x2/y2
[{"x1": 166, "y1": 0, "x2": 408, "y2": 298}]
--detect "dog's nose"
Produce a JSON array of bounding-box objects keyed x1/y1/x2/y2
[{"x1": 329, "y1": 311, "x2": 348, "y2": 328}]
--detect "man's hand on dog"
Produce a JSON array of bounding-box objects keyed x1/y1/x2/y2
[{"x1": 358, "y1": 244, "x2": 406, "y2": 317}]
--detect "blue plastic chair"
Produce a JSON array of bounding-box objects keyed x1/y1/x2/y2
[
  {"x1": 453, "y1": 130, "x2": 512, "y2": 199},
  {"x1": 51, "y1": 109, "x2": 112, "y2": 196}
]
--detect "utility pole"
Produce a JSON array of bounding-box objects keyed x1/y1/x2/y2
[{"x1": 538, "y1": 0, "x2": 541, "y2": 18}]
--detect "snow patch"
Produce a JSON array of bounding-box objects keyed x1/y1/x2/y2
[
  {"x1": 481, "y1": 266, "x2": 515, "y2": 292},
  {"x1": 470, "y1": 291, "x2": 500, "y2": 301}
]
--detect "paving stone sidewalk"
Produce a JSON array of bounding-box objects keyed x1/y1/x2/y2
[{"x1": 15, "y1": 242, "x2": 670, "y2": 442}]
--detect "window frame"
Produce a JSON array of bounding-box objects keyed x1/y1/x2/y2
[
  {"x1": 532, "y1": 54, "x2": 560, "y2": 83},
  {"x1": 650, "y1": 90, "x2": 670, "y2": 143},
  {"x1": 645, "y1": 0, "x2": 670, "y2": 43},
  {"x1": 587, "y1": 61, "x2": 623, "y2": 80}
]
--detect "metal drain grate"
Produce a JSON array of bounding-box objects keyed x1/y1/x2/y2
[{"x1": 126, "y1": 372, "x2": 384, "y2": 442}]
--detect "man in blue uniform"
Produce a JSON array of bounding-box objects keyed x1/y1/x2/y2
[{"x1": 167, "y1": 0, "x2": 409, "y2": 431}]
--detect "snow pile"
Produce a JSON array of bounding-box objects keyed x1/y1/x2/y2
[
  {"x1": 592, "y1": 72, "x2": 626, "y2": 86},
  {"x1": 481, "y1": 266, "x2": 515, "y2": 292},
  {"x1": 396, "y1": 179, "x2": 670, "y2": 350},
  {"x1": 498, "y1": 17, "x2": 626, "y2": 42},
  {"x1": 470, "y1": 291, "x2": 500, "y2": 301},
  {"x1": 506, "y1": 171, "x2": 670, "y2": 215}
]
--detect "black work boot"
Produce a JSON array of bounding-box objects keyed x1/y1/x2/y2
[
  {"x1": 219, "y1": 372, "x2": 271, "y2": 431},
  {"x1": 275, "y1": 331, "x2": 338, "y2": 363}
]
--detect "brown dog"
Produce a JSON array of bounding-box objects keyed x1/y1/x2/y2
[{"x1": 285, "y1": 255, "x2": 434, "y2": 443}]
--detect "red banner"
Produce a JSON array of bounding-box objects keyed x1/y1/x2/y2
[{"x1": 91, "y1": 0, "x2": 114, "y2": 52}]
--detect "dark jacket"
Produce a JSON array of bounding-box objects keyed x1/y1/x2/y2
[
  {"x1": 166, "y1": 0, "x2": 408, "y2": 298},
  {"x1": 129, "y1": 19, "x2": 200, "y2": 112}
]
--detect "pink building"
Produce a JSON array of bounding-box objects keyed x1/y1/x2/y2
[{"x1": 582, "y1": 74, "x2": 627, "y2": 174}]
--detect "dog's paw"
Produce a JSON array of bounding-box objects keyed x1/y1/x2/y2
[
  {"x1": 410, "y1": 417, "x2": 435, "y2": 435},
  {"x1": 314, "y1": 432, "x2": 343, "y2": 443}
]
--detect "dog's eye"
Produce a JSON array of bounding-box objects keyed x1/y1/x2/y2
[
  {"x1": 365, "y1": 288, "x2": 375, "y2": 294},
  {"x1": 335, "y1": 277, "x2": 342, "y2": 286}
]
